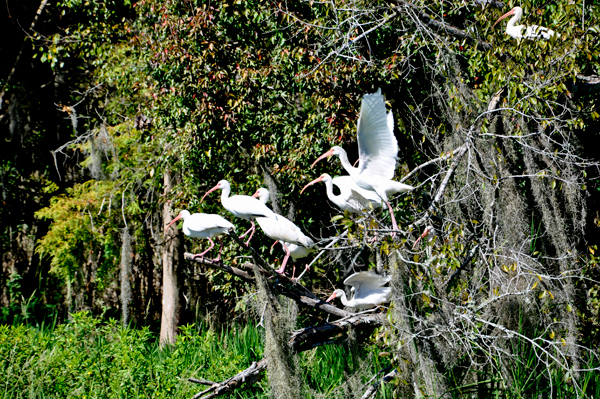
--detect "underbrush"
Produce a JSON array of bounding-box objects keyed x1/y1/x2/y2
[
  {"x1": 3, "y1": 311, "x2": 596, "y2": 398},
  {"x1": 0, "y1": 312, "x2": 390, "y2": 398}
]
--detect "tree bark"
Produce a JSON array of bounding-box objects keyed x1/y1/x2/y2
[
  {"x1": 160, "y1": 171, "x2": 180, "y2": 346},
  {"x1": 120, "y1": 226, "x2": 133, "y2": 327}
]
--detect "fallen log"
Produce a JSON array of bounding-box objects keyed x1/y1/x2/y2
[{"x1": 189, "y1": 312, "x2": 388, "y2": 398}]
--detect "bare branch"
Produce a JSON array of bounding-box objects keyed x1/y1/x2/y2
[
  {"x1": 183, "y1": 252, "x2": 353, "y2": 318},
  {"x1": 190, "y1": 312, "x2": 388, "y2": 398},
  {"x1": 0, "y1": 0, "x2": 49, "y2": 109},
  {"x1": 391, "y1": 0, "x2": 493, "y2": 51},
  {"x1": 361, "y1": 367, "x2": 398, "y2": 399}
]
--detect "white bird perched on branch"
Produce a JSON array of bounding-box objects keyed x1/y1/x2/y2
[
  {"x1": 252, "y1": 188, "x2": 315, "y2": 273},
  {"x1": 166, "y1": 210, "x2": 234, "y2": 261},
  {"x1": 493, "y1": 7, "x2": 560, "y2": 40},
  {"x1": 312, "y1": 89, "x2": 413, "y2": 232},
  {"x1": 300, "y1": 174, "x2": 382, "y2": 213},
  {"x1": 326, "y1": 271, "x2": 392, "y2": 309},
  {"x1": 201, "y1": 180, "x2": 277, "y2": 246}
]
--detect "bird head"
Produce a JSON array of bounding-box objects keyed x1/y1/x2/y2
[
  {"x1": 252, "y1": 188, "x2": 270, "y2": 204},
  {"x1": 201, "y1": 180, "x2": 228, "y2": 203},
  {"x1": 325, "y1": 289, "x2": 344, "y2": 303},
  {"x1": 493, "y1": 7, "x2": 522, "y2": 28},
  {"x1": 300, "y1": 174, "x2": 329, "y2": 194},
  {"x1": 165, "y1": 210, "x2": 189, "y2": 235},
  {"x1": 311, "y1": 146, "x2": 342, "y2": 168}
]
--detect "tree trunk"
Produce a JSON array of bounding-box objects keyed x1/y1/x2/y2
[
  {"x1": 120, "y1": 226, "x2": 133, "y2": 327},
  {"x1": 160, "y1": 171, "x2": 180, "y2": 346}
]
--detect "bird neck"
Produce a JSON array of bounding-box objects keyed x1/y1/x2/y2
[
  {"x1": 323, "y1": 179, "x2": 339, "y2": 200},
  {"x1": 220, "y1": 185, "x2": 231, "y2": 203},
  {"x1": 339, "y1": 291, "x2": 353, "y2": 307},
  {"x1": 336, "y1": 149, "x2": 358, "y2": 177},
  {"x1": 507, "y1": 13, "x2": 521, "y2": 29}
]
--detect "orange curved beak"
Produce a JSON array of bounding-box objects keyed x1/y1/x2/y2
[
  {"x1": 201, "y1": 182, "x2": 221, "y2": 203},
  {"x1": 311, "y1": 148, "x2": 334, "y2": 169},
  {"x1": 325, "y1": 291, "x2": 338, "y2": 303},
  {"x1": 493, "y1": 8, "x2": 516, "y2": 28},
  {"x1": 165, "y1": 213, "x2": 183, "y2": 236},
  {"x1": 300, "y1": 175, "x2": 324, "y2": 194},
  {"x1": 251, "y1": 190, "x2": 260, "y2": 198}
]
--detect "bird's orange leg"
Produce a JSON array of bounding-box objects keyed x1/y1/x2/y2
[
  {"x1": 386, "y1": 201, "x2": 398, "y2": 237},
  {"x1": 275, "y1": 243, "x2": 291, "y2": 274},
  {"x1": 239, "y1": 221, "x2": 254, "y2": 238},
  {"x1": 194, "y1": 238, "x2": 215, "y2": 259},
  {"x1": 239, "y1": 221, "x2": 256, "y2": 246},
  {"x1": 214, "y1": 238, "x2": 224, "y2": 262},
  {"x1": 412, "y1": 226, "x2": 432, "y2": 250}
]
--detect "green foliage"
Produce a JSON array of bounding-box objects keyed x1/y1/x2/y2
[
  {"x1": 0, "y1": 312, "x2": 261, "y2": 398},
  {"x1": 35, "y1": 180, "x2": 119, "y2": 282},
  {"x1": 0, "y1": 312, "x2": 394, "y2": 398},
  {"x1": 6, "y1": 0, "x2": 600, "y2": 394}
]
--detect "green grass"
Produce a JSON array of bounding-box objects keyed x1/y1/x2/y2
[
  {"x1": 444, "y1": 336, "x2": 600, "y2": 399},
  {"x1": 0, "y1": 312, "x2": 391, "y2": 398},
  {"x1": 7, "y1": 311, "x2": 596, "y2": 398}
]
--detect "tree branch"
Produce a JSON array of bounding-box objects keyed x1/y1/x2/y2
[
  {"x1": 191, "y1": 358, "x2": 269, "y2": 399},
  {"x1": 391, "y1": 0, "x2": 493, "y2": 51},
  {"x1": 0, "y1": 0, "x2": 49, "y2": 109},
  {"x1": 183, "y1": 253, "x2": 254, "y2": 283},
  {"x1": 360, "y1": 367, "x2": 399, "y2": 399},
  {"x1": 190, "y1": 312, "x2": 387, "y2": 398},
  {"x1": 183, "y1": 252, "x2": 353, "y2": 318},
  {"x1": 289, "y1": 311, "x2": 386, "y2": 352},
  {"x1": 575, "y1": 74, "x2": 600, "y2": 84}
]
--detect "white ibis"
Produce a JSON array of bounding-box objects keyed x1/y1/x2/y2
[
  {"x1": 300, "y1": 174, "x2": 382, "y2": 213},
  {"x1": 493, "y1": 7, "x2": 560, "y2": 40},
  {"x1": 252, "y1": 187, "x2": 271, "y2": 206},
  {"x1": 312, "y1": 89, "x2": 413, "y2": 232},
  {"x1": 254, "y1": 215, "x2": 314, "y2": 274},
  {"x1": 201, "y1": 180, "x2": 277, "y2": 246},
  {"x1": 166, "y1": 210, "x2": 234, "y2": 261},
  {"x1": 326, "y1": 271, "x2": 392, "y2": 309},
  {"x1": 252, "y1": 188, "x2": 315, "y2": 271}
]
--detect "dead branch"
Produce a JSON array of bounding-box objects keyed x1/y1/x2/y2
[
  {"x1": 391, "y1": 0, "x2": 493, "y2": 51},
  {"x1": 410, "y1": 140, "x2": 469, "y2": 228},
  {"x1": 360, "y1": 367, "x2": 399, "y2": 399},
  {"x1": 184, "y1": 251, "x2": 353, "y2": 318},
  {"x1": 400, "y1": 145, "x2": 468, "y2": 184},
  {"x1": 191, "y1": 358, "x2": 269, "y2": 399},
  {"x1": 0, "y1": 0, "x2": 49, "y2": 109},
  {"x1": 183, "y1": 254, "x2": 254, "y2": 283},
  {"x1": 190, "y1": 312, "x2": 387, "y2": 398},
  {"x1": 576, "y1": 74, "x2": 600, "y2": 84},
  {"x1": 289, "y1": 311, "x2": 386, "y2": 352},
  {"x1": 227, "y1": 228, "x2": 272, "y2": 272}
]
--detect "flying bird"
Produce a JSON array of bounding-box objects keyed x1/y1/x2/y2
[
  {"x1": 166, "y1": 210, "x2": 234, "y2": 261},
  {"x1": 493, "y1": 7, "x2": 560, "y2": 40},
  {"x1": 312, "y1": 89, "x2": 413, "y2": 231},
  {"x1": 326, "y1": 271, "x2": 392, "y2": 309}
]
